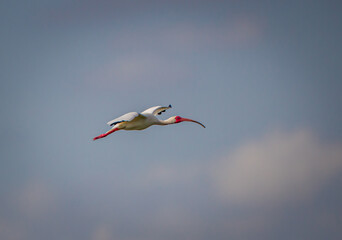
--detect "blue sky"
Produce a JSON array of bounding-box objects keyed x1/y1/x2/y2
[{"x1": 1, "y1": 1, "x2": 342, "y2": 239}]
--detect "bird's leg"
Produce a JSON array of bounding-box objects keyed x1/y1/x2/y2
[{"x1": 93, "y1": 128, "x2": 119, "y2": 141}]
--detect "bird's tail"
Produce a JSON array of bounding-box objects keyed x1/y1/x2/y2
[{"x1": 93, "y1": 128, "x2": 119, "y2": 141}]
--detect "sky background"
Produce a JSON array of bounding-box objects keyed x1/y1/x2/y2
[{"x1": 1, "y1": 0, "x2": 342, "y2": 239}]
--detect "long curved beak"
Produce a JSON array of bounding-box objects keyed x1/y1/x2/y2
[{"x1": 179, "y1": 118, "x2": 206, "y2": 128}]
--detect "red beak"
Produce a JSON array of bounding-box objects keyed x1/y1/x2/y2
[{"x1": 179, "y1": 118, "x2": 206, "y2": 128}]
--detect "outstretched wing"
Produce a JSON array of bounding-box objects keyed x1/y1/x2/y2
[
  {"x1": 106, "y1": 112, "x2": 146, "y2": 126},
  {"x1": 141, "y1": 105, "x2": 172, "y2": 116}
]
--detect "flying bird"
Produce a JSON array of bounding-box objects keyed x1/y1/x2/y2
[{"x1": 93, "y1": 105, "x2": 205, "y2": 140}]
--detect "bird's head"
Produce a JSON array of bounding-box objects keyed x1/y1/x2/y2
[{"x1": 171, "y1": 116, "x2": 206, "y2": 128}]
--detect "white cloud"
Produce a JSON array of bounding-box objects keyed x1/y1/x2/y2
[
  {"x1": 212, "y1": 129, "x2": 342, "y2": 205},
  {"x1": 159, "y1": 16, "x2": 263, "y2": 50},
  {"x1": 91, "y1": 224, "x2": 112, "y2": 240},
  {"x1": 0, "y1": 219, "x2": 26, "y2": 240},
  {"x1": 15, "y1": 180, "x2": 58, "y2": 219},
  {"x1": 86, "y1": 53, "x2": 190, "y2": 89}
]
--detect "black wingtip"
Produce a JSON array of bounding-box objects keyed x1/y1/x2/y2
[{"x1": 169, "y1": 104, "x2": 172, "y2": 108}]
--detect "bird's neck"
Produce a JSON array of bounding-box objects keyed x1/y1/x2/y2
[{"x1": 157, "y1": 117, "x2": 174, "y2": 125}]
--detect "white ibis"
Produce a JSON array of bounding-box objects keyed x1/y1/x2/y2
[{"x1": 93, "y1": 105, "x2": 205, "y2": 140}]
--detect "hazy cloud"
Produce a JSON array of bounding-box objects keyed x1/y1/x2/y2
[
  {"x1": 0, "y1": 219, "x2": 26, "y2": 240},
  {"x1": 158, "y1": 16, "x2": 264, "y2": 50},
  {"x1": 84, "y1": 15, "x2": 263, "y2": 90},
  {"x1": 212, "y1": 129, "x2": 342, "y2": 205},
  {"x1": 15, "y1": 180, "x2": 58, "y2": 219},
  {"x1": 91, "y1": 224, "x2": 112, "y2": 240},
  {"x1": 86, "y1": 53, "x2": 191, "y2": 89}
]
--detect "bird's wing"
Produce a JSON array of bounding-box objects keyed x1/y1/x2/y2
[
  {"x1": 106, "y1": 112, "x2": 146, "y2": 126},
  {"x1": 141, "y1": 105, "x2": 172, "y2": 116}
]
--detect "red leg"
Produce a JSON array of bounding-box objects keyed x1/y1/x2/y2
[{"x1": 93, "y1": 128, "x2": 119, "y2": 141}]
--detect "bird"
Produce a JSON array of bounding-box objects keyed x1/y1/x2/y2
[{"x1": 93, "y1": 105, "x2": 205, "y2": 140}]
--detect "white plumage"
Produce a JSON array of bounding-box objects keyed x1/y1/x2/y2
[
  {"x1": 93, "y1": 105, "x2": 205, "y2": 140},
  {"x1": 106, "y1": 112, "x2": 142, "y2": 126},
  {"x1": 141, "y1": 105, "x2": 172, "y2": 115}
]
